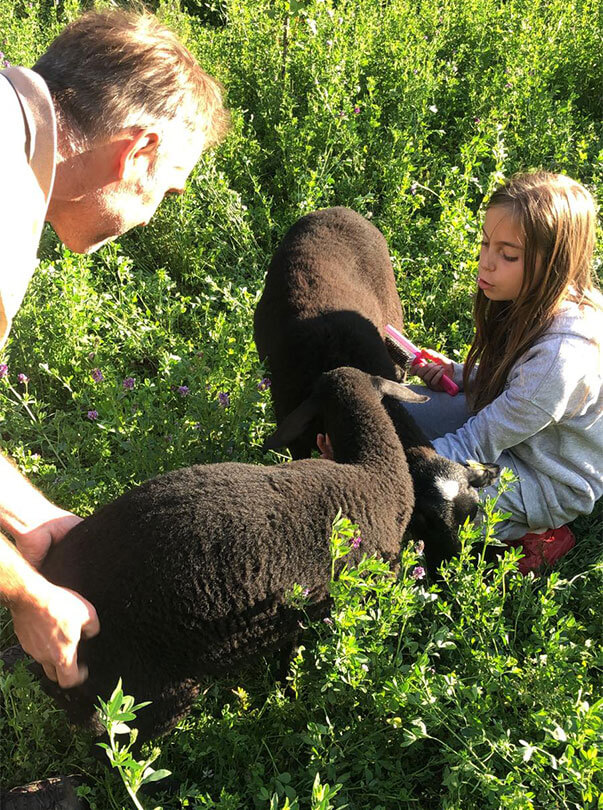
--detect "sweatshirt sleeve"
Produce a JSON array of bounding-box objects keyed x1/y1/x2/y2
[{"x1": 432, "y1": 332, "x2": 596, "y2": 464}]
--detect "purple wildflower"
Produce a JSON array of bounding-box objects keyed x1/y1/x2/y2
[
  {"x1": 474, "y1": 117, "x2": 481, "y2": 124},
  {"x1": 353, "y1": 106, "x2": 361, "y2": 114},
  {"x1": 91, "y1": 368, "x2": 104, "y2": 383},
  {"x1": 337, "y1": 110, "x2": 346, "y2": 118},
  {"x1": 302, "y1": 587, "x2": 310, "y2": 598},
  {"x1": 0, "y1": 363, "x2": 8, "y2": 379},
  {"x1": 17, "y1": 373, "x2": 29, "y2": 384},
  {"x1": 414, "y1": 540, "x2": 425, "y2": 555},
  {"x1": 351, "y1": 535, "x2": 363, "y2": 550},
  {"x1": 87, "y1": 409, "x2": 98, "y2": 421},
  {"x1": 505, "y1": 82, "x2": 512, "y2": 89},
  {"x1": 122, "y1": 376, "x2": 135, "y2": 390},
  {"x1": 258, "y1": 377, "x2": 271, "y2": 391},
  {"x1": 0, "y1": 52, "x2": 10, "y2": 68},
  {"x1": 323, "y1": 617, "x2": 333, "y2": 625},
  {"x1": 218, "y1": 391, "x2": 230, "y2": 407},
  {"x1": 411, "y1": 565, "x2": 426, "y2": 580},
  {"x1": 178, "y1": 385, "x2": 190, "y2": 396}
]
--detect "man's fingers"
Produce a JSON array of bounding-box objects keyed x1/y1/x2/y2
[
  {"x1": 42, "y1": 662, "x2": 57, "y2": 682},
  {"x1": 64, "y1": 589, "x2": 100, "y2": 639},
  {"x1": 55, "y1": 646, "x2": 84, "y2": 689},
  {"x1": 81, "y1": 603, "x2": 100, "y2": 639}
]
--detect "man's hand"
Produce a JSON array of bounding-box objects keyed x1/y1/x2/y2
[
  {"x1": 16, "y1": 509, "x2": 83, "y2": 569},
  {"x1": 11, "y1": 579, "x2": 100, "y2": 688}
]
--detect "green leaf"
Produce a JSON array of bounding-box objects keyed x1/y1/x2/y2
[{"x1": 141, "y1": 767, "x2": 172, "y2": 784}]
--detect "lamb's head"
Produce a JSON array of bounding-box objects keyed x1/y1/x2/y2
[
  {"x1": 408, "y1": 452, "x2": 499, "y2": 577},
  {"x1": 264, "y1": 367, "x2": 428, "y2": 463}
]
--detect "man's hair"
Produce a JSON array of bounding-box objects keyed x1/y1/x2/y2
[
  {"x1": 465, "y1": 171, "x2": 600, "y2": 412},
  {"x1": 33, "y1": 8, "x2": 229, "y2": 148}
]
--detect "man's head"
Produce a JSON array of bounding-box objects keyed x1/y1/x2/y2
[{"x1": 35, "y1": 8, "x2": 229, "y2": 253}]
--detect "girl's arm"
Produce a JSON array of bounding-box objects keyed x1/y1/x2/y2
[
  {"x1": 432, "y1": 333, "x2": 595, "y2": 464},
  {"x1": 432, "y1": 385, "x2": 554, "y2": 463}
]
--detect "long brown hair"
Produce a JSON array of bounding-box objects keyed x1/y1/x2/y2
[{"x1": 464, "y1": 171, "x2": 600, "y2": 412}]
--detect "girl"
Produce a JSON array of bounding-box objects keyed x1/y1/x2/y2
[{"x1": 401, "y1": 171, "x2": 603, "y2": 572}]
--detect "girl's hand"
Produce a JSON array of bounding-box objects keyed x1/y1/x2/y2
[
  {"x1": 317, "y1": 433, "x2": 334, "y2": 460},
  {"x1": 413, "y1": 349, "x2": 455, "y2": 392}
]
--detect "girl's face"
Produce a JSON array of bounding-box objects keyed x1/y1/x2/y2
[{"x1": 478, "y1": 206, "x2": 526, "y2": 301}]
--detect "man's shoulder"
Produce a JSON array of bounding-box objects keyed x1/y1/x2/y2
[
  {"x1": 0, "y1": 66, "x2": 56, "y2": 203},
  {"x1": 0, "y1": 69, "x2": 29, "y2": 149}
]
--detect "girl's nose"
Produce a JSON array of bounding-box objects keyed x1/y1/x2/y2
[{"x1": 481, "y1": 250, "x2": 495, "y2": 272}]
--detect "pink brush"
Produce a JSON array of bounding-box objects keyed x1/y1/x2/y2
[{"x1": 385, "y1": 324, "x2": 459, "y2": 396}]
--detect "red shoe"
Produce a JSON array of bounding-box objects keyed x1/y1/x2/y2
[{"x1": 507, "y1": 525, "x2": 576, "y2": 575}]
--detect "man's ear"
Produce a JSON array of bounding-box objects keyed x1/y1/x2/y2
[{"x1": 117, "y1": 130, "x2": 160, "y2": 181}]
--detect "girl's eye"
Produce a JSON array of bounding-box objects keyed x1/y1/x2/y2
[{"x1": 502, "y1": 253, "x2": 519, "y2": 262}]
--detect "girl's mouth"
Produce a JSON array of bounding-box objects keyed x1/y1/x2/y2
[{"x1": 478, "y1": 277, "x2": 494, "y2": 290}]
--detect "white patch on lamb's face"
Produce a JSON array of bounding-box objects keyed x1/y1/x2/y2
[{"x1": 435, "y1": 477, "x2": 460, "y2": 502}]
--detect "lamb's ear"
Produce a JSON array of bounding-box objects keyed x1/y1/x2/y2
[
  {"x1": 371, "y1": 376, "x2": 429, "y2": 404},
  {"x1": 464, "y1": 460, "x2": 500, "y2": 488},
  {"x1": 263, "y1": 394, "x2": 321, "y2": 450}
]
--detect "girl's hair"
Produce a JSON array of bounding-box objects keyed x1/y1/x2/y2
[{"x1": 464, "y1": 171, "x2": 600, "y2": 412}]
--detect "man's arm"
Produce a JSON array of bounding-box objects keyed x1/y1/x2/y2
[
  {"x1": 0, "y1": 453, "x2": 82, "y2": 566},
  {"x1": 0, "y1": 452, "x2": 99, "y2": 687}
]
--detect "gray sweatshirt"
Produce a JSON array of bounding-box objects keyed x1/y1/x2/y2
[{"x1": 433, "y1": 300, "x2": 603, "y2": 530}]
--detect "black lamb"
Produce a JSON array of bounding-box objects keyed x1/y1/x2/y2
[
  {"x1": 254, "y1": 206, "x2": 405, "y2": 459},
  {"x1": 39, "y1": 368, "x2": 424, "y2": 743},
  {"x1": 255, "y1": 207, "x2": 498, "y2": 577},
  {"x1": 381, "y1": 398, "x2": 498, "y2": 578}
]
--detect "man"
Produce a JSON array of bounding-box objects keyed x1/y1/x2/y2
[{"x1": 0, "y1": 8, "x2": 229, "y2": 690}]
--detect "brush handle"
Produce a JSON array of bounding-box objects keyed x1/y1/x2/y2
[{"x1": 385, "y1": 324, "x2": 459, "y2": 396}]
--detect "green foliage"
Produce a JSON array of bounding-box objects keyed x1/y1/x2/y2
[
  {"x1": 0, "y1": 0, "x2": 601, "y2": 806},
  {"x1": 96, "y1": 680, "x2": 171, "y2": 810}
]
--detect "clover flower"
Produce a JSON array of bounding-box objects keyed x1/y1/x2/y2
[
  {"x1": 351, "y1": 535, "x2": 363, "y2": 550},
  {"x1": 17, "y1": 373, "x2": 29, "y2": 384},
  {"x1": 91, "y1": 368, "x2": 104, "y2": 383},
  {"x1": 122, "y1": 377, "x2": 135, "y2": 390},
  {"x1": 411, "y1": 565, "x2": 426, "y2": 580},
  {"x1": 87, "y1": 409, "x2": 98, "y2": 420},
  {"x1": 218, "y1": 391, "x2": 230, "y2": 407},
  {"x1": 0, "y1": 363, "x2": 8, "y2": 379},
  {"x1": 178, "y1": 385, "x2": 190, "y2": 396},
  {"x1": 258, "y1": 377, "x2": 271, "y2": 391}
]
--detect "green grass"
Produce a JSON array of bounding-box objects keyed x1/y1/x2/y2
[{"x1": 0, "y1": 0, "x2": 601, "y2": 807}]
